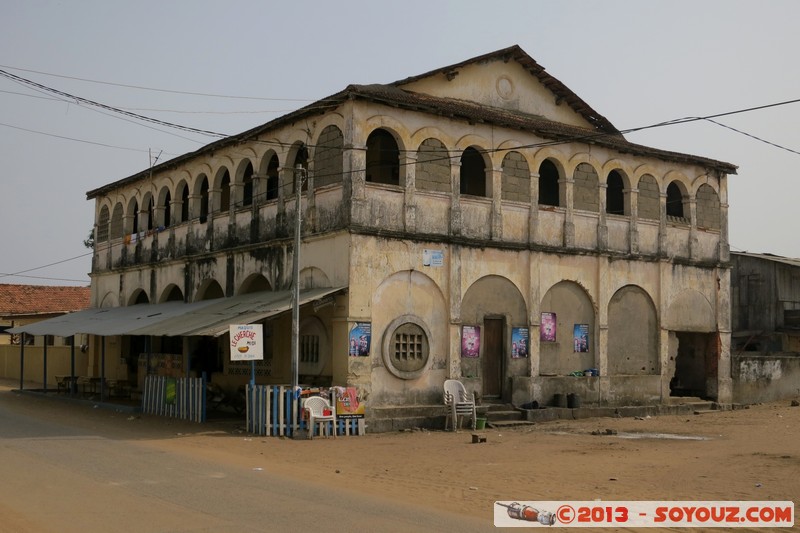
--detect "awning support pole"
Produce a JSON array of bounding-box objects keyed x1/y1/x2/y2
[
  {"x1": 291, "y1": 165, "x2": 305, "y2": 394},
  {"x1": 70, "y1": 336, "x2": 76, "y2": 396},
  {"x1": 19, "y1": 338, "x2": 24, "y2": 390},
  {"x1": 101, "y1": 337, "x2": 106, "y2": 401},
  {"x1": 43, "y1": 339, "x2": 48, "y2": 392}
]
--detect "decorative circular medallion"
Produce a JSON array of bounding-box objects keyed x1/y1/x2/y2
[{"x1": 496, "y1": 75, "x2": 514, "y2": 100}]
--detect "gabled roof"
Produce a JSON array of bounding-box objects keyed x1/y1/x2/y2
[
  {"x1": 87, "y1": 46, "x2": 737, "y2": 199},
  {"x1": 390, "y1": 44, "x2": 619, "y2": 134},
  {"x1": 0, "y1": 284, "x2": 91, "y2": 317}
]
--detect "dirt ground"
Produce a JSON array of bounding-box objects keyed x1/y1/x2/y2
[
  {"x1": 192, "y1": 403, "x2": 800, "y2": 523},
  {"x1": 4, "y1": 381, "x2": 799, "y2": 528}
]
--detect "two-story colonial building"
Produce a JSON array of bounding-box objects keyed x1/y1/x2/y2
[{"x1": 81, "y1": 45, "x2": 736, "y2": 427}]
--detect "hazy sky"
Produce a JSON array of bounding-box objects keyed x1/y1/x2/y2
[{"x1": 2, "y1": 0, "x2": 799, "y2": 286}]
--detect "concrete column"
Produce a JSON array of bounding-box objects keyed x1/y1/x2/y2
[
  {"x1": 448, "y1": 244, "x2": 462, "y2": 379},
  {"x1": 658, "y1": 192, "x2": 668, "y2": 257},
  {"x1": 169, "y1": 198, "x2": 181, "y2": 226},
  {"x1": 659, "y1": 327, "x2": 672, "y2": 401},
  {"x1": 719, "y1": 202, "x2": 730, "y2": 262},
  {"x1": 229, "y1": 182, "x2": 243, "y2": 212},
  {"x1": 208, "y1": 188, "x2": 222, "y2": 213},
  {"x1": 562, "y1": 176, "x2": 575, "y2": 247},
  {"x1": 402, "y1": 151, "x2": 417, "y2": 232},
  {"x1": 597, "y1": 257, "x2": 610, "y2": 381},
  {"x1": 718, "y1": 173, "x2": 730, "y2": 262},
  {"x1": 450, "y1": 159, "x2": 462, "y2": 236},
  {"x1": 688, "y1": 198, "x2": 698, "y2": 261},
  {"x1": 305, "y1": 160, "x2": 317, "y2": 232},
  {"x1": 490, "y1": 166, "x2": 502, "y2": 240},
  {"x1": 529, "y1": 172, "x2": 540, "y2": 244},
  {"x1": 528, "y1": 251, "x2": 541, "y2": 378},
  {"x1": 346, "y1": 143, "x2": 368, "y2": 226},
  {"x1": 152, "y1": 205, "x2": 166, "y2": 228},
  {"x1": 715, "y1": 265, "x2": 732, "y2": 403},
  {"x1": 597, "y1": 182, "x2": 608, "y2": 250},
  {"x1": 627, "y1": 187, "x2": 639, "y2": 254},
  {"x1": 187, "y1": 194, "x2": 200, "y2": 221},
  {"x1": 251, "y1": 173, "x2": 265, "y2": 206}
]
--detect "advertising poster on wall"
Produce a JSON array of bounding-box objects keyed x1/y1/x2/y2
[
  {"x1": 540, "y1": 312, "x2": 557, "y2": 342},
  {"x1": 229, "y1": 324, "x2": 264, "y2": 361},
  {"x1": 335, "y1": 387, "x2": 366, "y2": 419},
  {"x1": 461, "y1": 325, "x2": 481, "y2": 358},
  {"x1": 574, "y1": 323, "x2": 590, "y2": 352},
  {"x1": 349, "y1": 322, "x2": 371, "y2": 357},
  {"x1": 511, "y1": 327, "x2": 529, "y2": 358}
]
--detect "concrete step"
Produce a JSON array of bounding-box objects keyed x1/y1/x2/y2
[
  {"x1": 484, "y1": 409, "x2": 524, "y2": 423},
  {"x1": 487, "y1": 419, "x2": 537, "y2": 429}
]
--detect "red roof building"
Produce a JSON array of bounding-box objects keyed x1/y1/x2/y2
[{"x1": 0, "y1": 284, "x2": 90, "y2": 344}]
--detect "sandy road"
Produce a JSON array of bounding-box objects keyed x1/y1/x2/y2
[{"x1": 1, "y1": 381, "x2": 798, "y2": 531}]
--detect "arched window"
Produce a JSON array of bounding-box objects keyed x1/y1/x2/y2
[
  {"x1": 637, "y1": 174, "x2": 659, "y2": 220},
  {"x1": 238, "y1": 274, "x2": 271, "y2": 295},
  {"x1": 666, "y1": 182, "x2": 685, "y2": 218},
  {"x1": 131, "y1": 289, "x2": 149, "y2": 305},
  {"x1": 110, "y1": 203, "x2": 124, "y2": 239},
  {"x1": 261, "y1": 154, "x2": 278, "y2": 201},
  {"x1": 696, "y1": 183, "x2": 721, "y2": 229},
  {"x1": 132, "y1": 200, "x2": 140, "y2": 234},
  {"x1": 501, "y1": 151, "x2": 530, "y2": 202},
  {"x1": 365, "y1": 129, "x2": 399, "y2": 186},
  {"x1": 161, "y1": 285, "x2": 184, "y2": 303},
  {"x1": 219, "y1": 170, "x2": 230, "y2": 213},
  {"x1": 196, "y1": 280, "x2": 224, "y2": 301},
  {"x1": 415, "y1": 138, "x2": 451, "y2": 192},
  {"x1": 314, "y1": 125, "x2": 344, "y2": 189},
  {"x1": 96, "y1": 205, "x2": 110, "y2": 243},
  {"x1": 460, "y1": 147, "x2": 486, "y2": 197},
  {"x1": 606, "y1": 170, "x2": 625, "y2": 215},
  {"x1": 162, "y1": 191, "x2": 171, "y2": 228},
  {"x1": 290, "y1": 144, "x2": 309, "y2": 193},
  {"x1": 146, "y1": 196, "x2": 154, "y2": 230},
  {"x1": 241, "y1": 162, "x2": 254, "y2": 207},
  {"x1": 573, "y1": 163, "x2": 599, "y2": 212},
  {"x1": 538, "y1": 160, "x2": 560, "y2": 206},
  {"x1": 179, "y1": 182, "x2": 189, "y2": 223},
  {"x1": 199, "y1": 177, "x2": 209, "y2": 223}
]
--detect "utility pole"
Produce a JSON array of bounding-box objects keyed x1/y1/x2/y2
[{"x1": 291, "y1": 165, "x2": 305, "y2": 393}]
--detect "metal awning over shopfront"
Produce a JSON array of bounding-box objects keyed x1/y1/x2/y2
[{"x1": 8, "y1": 287, "x2": 346, "y2": 338}]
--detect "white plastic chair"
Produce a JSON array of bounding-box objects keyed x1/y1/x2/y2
[
  {"x1": 303, "y1": 395, "x2": 336, "y2": 439},
  {"x1": 443, "y1": 379, "x2": 476, "y2": 431}
]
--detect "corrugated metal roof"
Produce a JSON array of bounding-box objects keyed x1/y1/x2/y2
[
  {"x1": 8, "y1": 287, "x2": 345, "y2": 338},
  {"x1": 731, "y1": 251, "x2": 800, "y2": 269}
]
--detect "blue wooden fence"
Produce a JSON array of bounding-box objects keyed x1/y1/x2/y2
[
  {"x1": 142, "y1": 375, "x2": 205, "y2": 423},
  {"x1": 245, "y1": 385, "x2": 365, "y2": 437}
]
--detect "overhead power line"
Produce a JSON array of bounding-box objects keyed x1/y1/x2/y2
[
  {"x1": 0, "y1": 272, "x2": 89, "y2": 284},
  {"x1": 4, "y1": 91, "x2": 800, "y2": 281},
  {"x1": 0, "y1": 69, "x2": 228, "y2": 138},
  {"x1": 0, "y1": 63, "x2": 318, "y2": 102}
]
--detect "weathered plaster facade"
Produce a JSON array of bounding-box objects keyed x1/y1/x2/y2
[{"x1": 86, "y1": 46, "x2": 736, "y2": 424}]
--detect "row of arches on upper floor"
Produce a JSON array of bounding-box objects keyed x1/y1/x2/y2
[
  {"x1": 109, "y1": 267, "x2": 331, "y2": 308},
  {"x1": 95, "y1": 124, "x2": 724, "y2": 242}
]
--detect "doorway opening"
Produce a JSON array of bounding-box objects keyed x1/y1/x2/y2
[
  {"x1": 482, "y1": 317, "x2": 504, "y2": 398},
  {"x1": 670, "y1": 332, "x2": 717, "y2": 399}
]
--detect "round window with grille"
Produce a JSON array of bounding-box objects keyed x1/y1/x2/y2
[{"x1": 381, "y1": 315, "x2": 432, "y2": 380}]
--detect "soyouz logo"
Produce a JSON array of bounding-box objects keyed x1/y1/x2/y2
[{"x1": 494, "y1": 501, "x2": 794, "y2": 528}]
